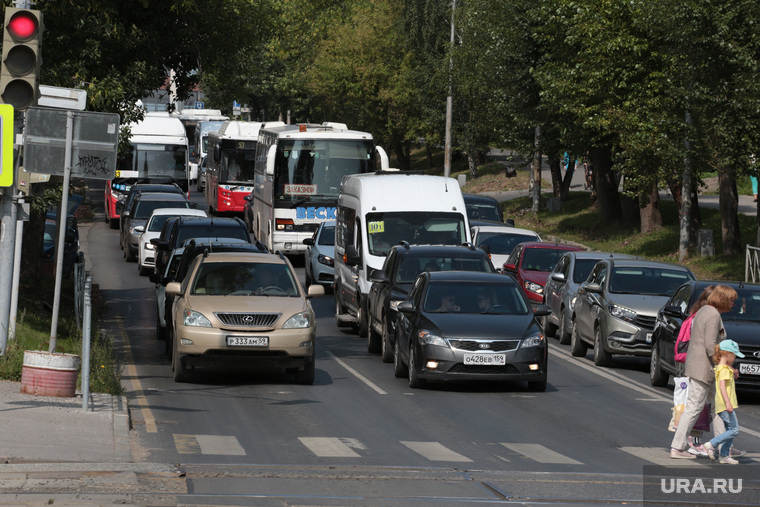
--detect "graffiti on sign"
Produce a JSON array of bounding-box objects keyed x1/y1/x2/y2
[{"x1": 75, "y1": 154, "x2": 110, "y2": 177}]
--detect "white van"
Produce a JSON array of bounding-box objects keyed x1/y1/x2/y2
[{"x1": 334, "y1": 173, "x2": 471, "y2": 336}]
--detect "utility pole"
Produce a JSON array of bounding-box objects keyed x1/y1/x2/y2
[
  {"x1": 443, "y1": 0, "x2": 456, "y2": 178},
  {"x1": 679, "y1": 110, "x2": 693, "y2": 262}
]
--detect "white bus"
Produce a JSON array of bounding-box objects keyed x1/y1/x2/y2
[{"x1": 251, "y1": 122, "x2": 388, "y2": 254}]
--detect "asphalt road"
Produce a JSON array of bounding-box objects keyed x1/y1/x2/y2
[{"x1": 72, "y1": 183, "x2": 760, "y2": 505}]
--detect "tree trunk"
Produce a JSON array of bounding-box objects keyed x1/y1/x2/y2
[
  {"x1": 561, "y1": 155, "x2": 575, "y2": 200},
  {"x1": 393, "y1": 141, "x2": 410, "y2": 171},
  {"x1": 549, "y1": 156, "x2": 562, "y2": 198},
  {"x1": 718, "y1": 168, "x2": 741, "y2": 255},
  {"x1": 590, "y1": 146, "x2": 621, "y2": 223},
  {"x1": 639, "y1": 180, "x2": 662, "y2": 234},
  {"x1": 531, "y1": 126, "x2": 542, "y2": 214},
  {"x1": 425, "y1": 142, "x2": 434, "y2": 170},
  {"x1": 467, "y1": 151, "x2": 479, "y2": 178}
]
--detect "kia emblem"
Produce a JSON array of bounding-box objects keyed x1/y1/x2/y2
[{"x1": 478, "y1": 343, "x2": 490, "y2": 349}]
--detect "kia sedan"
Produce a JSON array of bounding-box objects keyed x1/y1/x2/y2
[{"x1": 393, "y1": 271, "x2": 550, "y2": 391}]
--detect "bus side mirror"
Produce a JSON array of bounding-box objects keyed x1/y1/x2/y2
[
  {"x1": 213, "y1": 143, "x2": 221, "y2": 163},
  {"x1": 266, "y1": 145, "x2": 277, "y2": 176}
]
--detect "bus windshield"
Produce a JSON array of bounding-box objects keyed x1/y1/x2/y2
[
  {"x1": 274, "y1": 140, "x2": 375, "y2": 202},
  {"x1": 365, "y1": 212, "x2": 468, "y2": 257},
  {"x1": 118, "y1": 143, "x2": 187, "y2": 182},
  {"x1": 224, "y1": 149, "x2": 256, "y2": 183}
]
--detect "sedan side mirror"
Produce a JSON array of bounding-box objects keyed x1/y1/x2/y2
[
  {"x1": 663, "y1": 305, "x2": 685, "y2": 318},
  {"x1": 533, "y1": 304, "x2": 552, "y2": 317},
  {"x1": 303, "y1": 237, "x2": 314, "y2": 246},
  {"x1": 585, "y1": 283, "x2": 602, "y2": 294},
  {"x1": 369, "y1": 269, "x2": 388, "y2": 283},
  {"x1": 550, "y1": 272, "x2": 566, "y2": 283},
  {"x1": 397, "y1": 301, "x2": 415, "y2": 314},
  {"x1": 133, "y1": 225, "x2": 145, "y2": 234},
  {"x1": 502, "y1": 263, "x2": 517, "y2": 272}
]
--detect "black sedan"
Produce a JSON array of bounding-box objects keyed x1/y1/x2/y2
[
  {"x1": 650, "y1": 280, "x2": 760, "y2": 388},
  {"x1": 393, "y1": 271, "x2": 550, "y2": 391}
]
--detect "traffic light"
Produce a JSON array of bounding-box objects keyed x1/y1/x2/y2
[{"x1": 1, "y1": 7, "x2": 43, "y2": 110}]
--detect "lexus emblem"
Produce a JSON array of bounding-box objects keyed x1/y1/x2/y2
[
  {"x1": 754, "y1": 351, "x2": 760, "y2": 359},
  {"x1": 243, "y1": 315, "x2": 254, "y2": 323},
  {"x1": 478, "y1": 343, "x2": 490, "y2": 349}
]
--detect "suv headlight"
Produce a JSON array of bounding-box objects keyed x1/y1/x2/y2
[
  {"x1": 520, "y1": 332, "x2": 545, "y2": 348},
  {"x1": 183, "y1": 309, "x2": 211, "y2": 327},
  {"x1": 417, "y1": 330, "x2": 448, "y2": 347},
  {"x1": 523, "y1": 280, "x2": 544, "y2": 295},
  {"x1": 609, "y1": 304, "x2": 637, "y2": 323},
  {"x1": 284, "y1": 311, "x2": 312, "y2": 329}
]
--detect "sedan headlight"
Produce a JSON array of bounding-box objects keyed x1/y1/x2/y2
[
  {"x1": 317, "y1": 254, "x2": 334, "y2": 267},
  {"x1": 417, "y1": 330, "x2": 448, "y2": 347},
  {"x1": 183, "y1": 309, "x2": 211, "y2": 327},
  {"x1": 520, "y1": 332, "x2": 545, "y2": 348},
  {"x1": 523, "y1": 280, "x2": 544, "y2": 295},
  {"x1": 609, "y1": 304, "x2": 637, "y2": 323},
  {"x1": 144, "y1": 242, "x2": 156, "y2": 251},
  {"x1": 283, "y1": 311, "x2": 312, "y2": 329}
]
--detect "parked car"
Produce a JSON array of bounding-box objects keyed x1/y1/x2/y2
[
  {"x1": 393, "y1": 271, "x2": 550, "y2": 391},
  {"x1": 367, "y1": 242, "x2": 495, "y2": 361},
  {"x1": 166, "y1": 251, "x2": 324, "y2": 383},
  {"x1": 502, "y1": 242, "x2": 586, "y2": 308},
  {"x1": 471, "y1": 224, "x2": 541, "y2": 273},
  {"x1": 152, "y1": 216, "x2": 253, "y2": 277},
  {"x1": 120, "y1": 192, "x2": 192, "y2": 262},
  {"x1": 135, "y1": 207, "x2": 207, "y2": 276},
  {"x1": 463, "y1": 193, "x2": 505, "y2": 227},
  {"x1": 117, "y1": 182, "x2": 185, "y2": 234},
  {"x1": 543, "y1": 251, "x2": 637, "y2": 344},
  {"x1": 650, "y1": 280, "x2": 760, "y2": 388},
  {"x1": 571, "y1": 258, "x2": 695, "y2": 367},
  {"x1": 42, "y1": 212, "x2": 80, "y2": 277},
  {"x1": 152, "y1": 238, "x2": 268, "y2": 355},
  {"x1": 303, "y1": 220, "x2": 336, "y2": 290}
]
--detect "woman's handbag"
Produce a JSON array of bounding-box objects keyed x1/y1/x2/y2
[{"x1": 670, "y1": 377, "x2": 711, "y2": 432}]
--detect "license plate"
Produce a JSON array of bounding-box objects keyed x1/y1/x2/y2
[
  {"x1": 227, "y1": 336, "x2": 268, "y2": 347},
  {"x1": 739, "y1": 363, "x2": 760, "y2": 375},
  {"x1": 464, "y1": 353, "x2": 506, "y2": 366},
  {"x1": 646, "y1": 333, "x2": 652, "y2": 343}
]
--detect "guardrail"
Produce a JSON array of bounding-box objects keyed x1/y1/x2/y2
[{"x1": 745, "y1": 245, "x2": 760, "y2": 283}]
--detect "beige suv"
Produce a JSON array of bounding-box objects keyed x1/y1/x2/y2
[{"x1": 166, "y1": 251, "x2": 324, "y2": 383}]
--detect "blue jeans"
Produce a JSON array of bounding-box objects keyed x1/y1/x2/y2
[{"x1": 709, "y1": 411, "x2": 739, "y2": 457}]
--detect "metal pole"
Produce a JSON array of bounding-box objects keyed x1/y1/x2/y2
[
  {"x1": 8, "y1": 195, "x2": 24, "y2": 340},
  {"x1": 443, "y1": 0, "x2": 456, "y2": 178},
  {"x1": 81, "y1": 273, "x2": 92, "y2": 412},
  {"x1": 49, "y1": 111, "x2": 74, "y2": 352}
]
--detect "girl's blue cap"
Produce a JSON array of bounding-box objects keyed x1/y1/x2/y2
[{"x1": 719, "y1": 339, "x2": 745, "y2": 358}]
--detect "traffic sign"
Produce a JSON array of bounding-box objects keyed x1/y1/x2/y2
[
  {"x1": 195, "y1": 101, "x2": 204, "y2": 109},
  {"x1": 23, "y1": 107, "x2": 120, "y2": 180},
  {"x1": 0, "y1": 104, "x2": 13, "y2": 187}
]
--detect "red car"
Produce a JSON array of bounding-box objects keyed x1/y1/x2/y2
[{"x1": 502, "y1": 242, "x2": 585, "y2": 307}]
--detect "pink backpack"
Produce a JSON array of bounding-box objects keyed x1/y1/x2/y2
[{"x1": 674, "y1": 313, "x2": 696, "y2": 363}]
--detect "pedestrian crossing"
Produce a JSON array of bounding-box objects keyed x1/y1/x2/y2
[{"x1": 171, "y1": 434, "x2": 757, "y2": 467}]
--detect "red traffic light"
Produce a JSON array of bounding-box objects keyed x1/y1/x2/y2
[{"x1": 6, "y1": 11, "x2": 38, "y2": 41}]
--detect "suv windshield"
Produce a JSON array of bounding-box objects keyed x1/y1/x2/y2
[
  {"x1": 395, "y1": 254, "x2": 493, "y2": 283},
  {"x1": 366, "y1": 212, "x2": 468, "y2": 257},
  {"x1": 191, "y1": 262, "x2": 298, "y2": 296},
  {"x1": 609, "y1": 267, "x2": 692, "y2": 296}
]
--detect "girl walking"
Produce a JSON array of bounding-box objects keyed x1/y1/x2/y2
[{"x1": 704, "y1": 340, "x2": 744, "y2": 464}]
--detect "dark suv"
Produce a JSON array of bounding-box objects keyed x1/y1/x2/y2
[
  {"x1": 117, "y1": 182, "x2": 184, "y2": 232},
  {"x1": 120, "y1": 192, "x2": 191, "y2": 262},
  {"x1": 366, "y1": 242, "x2": 495, "y2": 361},
  {"x1": 153, "y1": 216, "x2": 253, "y2": 277}
]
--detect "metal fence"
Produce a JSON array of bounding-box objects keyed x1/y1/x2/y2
[
  {"x1": 745, "y1": 245, "x2": 760, "y2": 283},
  {"x1": 73, "y1": 252, "x2": 86, "y2": 330}
]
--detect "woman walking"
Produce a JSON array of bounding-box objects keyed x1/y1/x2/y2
[{"x1": 670, "y1": 284, "x2": 738, "y2": 459}]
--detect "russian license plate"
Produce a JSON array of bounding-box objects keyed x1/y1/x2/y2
[
  {"x1": 739, "y1": 363, "x2": 760, "y2": 375},
  {"x1": 227, "y1": 336, "x2": 268, "y2": 347},
  {"x1": 646, "y1": 333, "x2": 653, "y2": 343},
  {"x1": 464, "y1": 353, "x2": 506, "y2": 366}
]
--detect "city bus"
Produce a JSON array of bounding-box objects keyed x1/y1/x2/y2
[
  {"x1": 205, "y1": 121, "x2": 262, "y2": 216},
  {"x1": 251, "y1": 122, "x2": 389, "y2": 254},
  {"x1": 172, "y1": 108, "x2": 228, "y2": 188},
  {"x1": 105, "y1": 112, "x2": 189, "y2": 229}
]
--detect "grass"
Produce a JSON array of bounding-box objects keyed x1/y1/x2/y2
[
  {"x1": 406, "y1": 145, "x2": 756, "y2": 281},
  {"x1": 0, "y1": 271, "x2": 124, "y2": 395}
]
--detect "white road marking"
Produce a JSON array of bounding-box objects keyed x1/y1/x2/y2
[
  {"x1": 195, "y1": 435, "x2": 246, "y2": 455},
  {"x1": 501, "y1": 443, "x2": 582, "y2": 464},
  {"x1": 620, "y1": 446, "x2": 708, "y2": 467},
  {"x1": 401, "y1": 441, "x2": 472, "y2": 462},
  {"x1": 326, "y1": 350, "x2": 387, "y2": 395},
  {"x1": 299, "y1": 437, "x2": 361, "y2": 457}
]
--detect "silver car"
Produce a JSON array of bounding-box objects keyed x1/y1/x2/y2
[
  {"x1": 303, "y1": 220, "x2": 335, "y2": 289},
  {"x1": 543, "y1": 251, "x2": 636, "y2": 344},
  {"x1": 570, "y1": 258, "x2": 694, "y2": 367}
]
